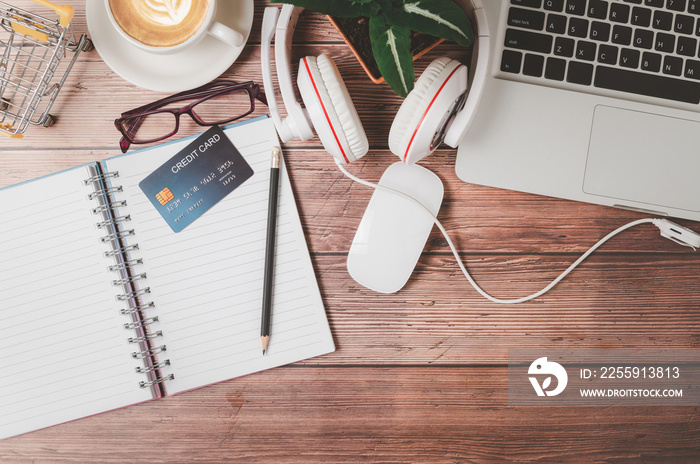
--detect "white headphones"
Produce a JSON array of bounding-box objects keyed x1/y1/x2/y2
[{"x1": 261, "y1": 4, "x2": 490, "y2": 165}]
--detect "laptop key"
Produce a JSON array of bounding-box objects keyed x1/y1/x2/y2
[
  {"x1": 655, "y1": 32, "x2": 676, "y2": 52},
  {"x1": 576, "y1": 40, "x2": 597, "y2": 60},
  {"x1": 674, "y1": 14, "x2": 695, "y2": 34},
  {"x1": 547, "y1": 13, "x2": 568, "y2": 34},
  {"x1": 594, "y1": 65, "x2": 700, "y2": 103},
  {"x1": 587, "y1": 0, "x2": 609, "y2": 19},
  {"x1": 501, "y1": 49, "x2": 523, "y2": 73},
  {"x1": 568, "y1": 17, "x2": 589, "y2": 37},
  {"x1": 509, "y1": 7, "x2": 546, "y2": 30},
  {"x1": 631, "y1": 7, "x2": 652, "y2": 26},
  {"x1": 633, "y1": 29, "x2": 654, "y2": 48},
  {"x1": 590, "y1": 21, "x2": 611, "y2": 41},
  {"x1": 676, "y1": 35, "x2": 697, "y2": 55},
  {"x1": 685, "y1": 59, "x2": 700, "y2": 79},
  {"x1": 505, "y1": 28, "x2": 554, "y2": 53},
  {"x1": 612, "y1": 25, "x2": 633, "y2": 45},
  {"x1": 598, "y1": 44, "x2": 619, "y2": 64},
  {"x1": 667, "y1": 0, "x2": 687, "y2": 12},
  {"x1": 544, "y1": 0, "x2": 565, "y2": 11},
  {"x1": 523, "y1": 53, "x2": 545, "y2": 76},
  {"x1": 663, "y1": 55, "x2": 684, "y2": 75},
  {"x1": 652, "y1": 10, "x2": 673, "y2": 30},
  {"x1": 609, "y1": 3, "x2": 631, "y2": 22},
  {"x1": 620, "y1": 48, "x2": 641, "y2": 67},
  {"x1": 545, "y1": 57, "x2": 567, "y2": 80},
  {"x1": 641, "y1": 51, "x2": 662, "y2": 71},
  {"x1": 566, "y1": 0, "x2": 587, "y2": 16},
  {"x1": 567, "y1": 61, "x2": 594, "y2": 84},
  {"x1": 690, "y1": 0, "x2": 700, "y2": 14},
  {"x1": 554, "y1": 36, "x2": 576, "y2": 56}
]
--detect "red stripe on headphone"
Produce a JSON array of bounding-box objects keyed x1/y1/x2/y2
[
  {"x1": 403, "y1": 64, "x2": 463, "y2": 163},
  {"x1": 302, "y1": 57, "x2": 350, "y2": 164}
]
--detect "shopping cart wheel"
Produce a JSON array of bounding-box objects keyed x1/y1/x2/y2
[
  {"x1": 81, "y1": 37, "x2": 94, "y2": 52},
  {"x1": 43, "y1": 115, "x2": 56, "y2": 127}
]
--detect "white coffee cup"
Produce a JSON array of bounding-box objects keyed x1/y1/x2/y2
[{"x1": 105, "y1": 0, "x2": 244, "y2": 54}]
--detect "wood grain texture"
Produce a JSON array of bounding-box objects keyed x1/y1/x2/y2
[
  {"x1": 0, "y1": 1, "x2": 698, "y2": 462},
  {"x1": 2, "y1": 368, "x2": 699, "y2": 463}
]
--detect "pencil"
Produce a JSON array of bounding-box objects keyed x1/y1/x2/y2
[{"x1": 261, "y1": 146, "x2": 281, "y2": 355}]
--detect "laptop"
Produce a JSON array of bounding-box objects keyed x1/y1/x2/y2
[{"x1": 454, "y1": 0, "x2": 700, "y2": 221}]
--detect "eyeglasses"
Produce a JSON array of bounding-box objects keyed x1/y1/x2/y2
[{"x1": 115, "y1": 80, "x2": 267, "y2": 153}]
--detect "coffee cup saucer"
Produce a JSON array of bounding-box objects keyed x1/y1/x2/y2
[{"x1": 86, "y1": 0, "x2": 254, "y2": 92}]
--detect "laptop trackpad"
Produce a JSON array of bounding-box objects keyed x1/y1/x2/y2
[{"x1": 583, "y1": 105, "x2": 700, "y2": 213}]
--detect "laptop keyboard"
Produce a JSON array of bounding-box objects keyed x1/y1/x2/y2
[{"x1": 501, "y1": 0, "x2": 700, "y2": 105}]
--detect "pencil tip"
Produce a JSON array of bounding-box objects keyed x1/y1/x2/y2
[{"x1": 262, "y1": 349, "x2": 266, "y2": 356}]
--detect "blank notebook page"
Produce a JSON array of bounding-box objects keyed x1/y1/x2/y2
[
  {"x1": 0, "y1": 165, "x2": 154, "y2": 440},
  {"x1": 103, "y1": 118, "x2": 334, "y2": 394}
]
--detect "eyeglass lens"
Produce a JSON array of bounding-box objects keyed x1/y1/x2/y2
[
  {"x1": 120, "y1": 87, "x2": 254, "y2": 144},
  {"x1": 192, "y1": 88, "x2": 253, "y2": 125}
]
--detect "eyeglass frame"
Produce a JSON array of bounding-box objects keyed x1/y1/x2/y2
[{"x1": 115, "y1": 80, "x2": 267, "y2": 153}]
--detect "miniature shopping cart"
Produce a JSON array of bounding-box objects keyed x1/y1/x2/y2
[{"x1": 0, "y1": 0, "x2": 92, "y2": 138}]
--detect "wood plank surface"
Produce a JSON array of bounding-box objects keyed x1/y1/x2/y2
[
  {"x1": 0, "y1": 1, "x2": 699, "y2": 462},
  {"x1": 3, "y1": 368, "x2": 700, "y2": 463}
]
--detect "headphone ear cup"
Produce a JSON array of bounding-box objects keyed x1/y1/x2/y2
[
  {"x1": 389, "y1": 57, "x2": 467, "y2": 164},
  {"x1": 297, "y1": 54, "x2": 369, "y2": 164}
]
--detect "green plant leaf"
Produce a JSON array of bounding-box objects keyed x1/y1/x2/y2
[
  {"x1": 383, "y1": 0, "x2": 474, "y2": 47},
  {"x1": 369, "y1": 15, "x2": 414, "y2": 97},
  {"x1": 278, "y1": 0, "x2": 380, "y2": 18}
]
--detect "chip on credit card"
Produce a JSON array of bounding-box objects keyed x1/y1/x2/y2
[{"x1": 139, "y1": 125, "x2": 254, "y2": 233}]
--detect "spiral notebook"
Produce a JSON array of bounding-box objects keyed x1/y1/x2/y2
[{"x1": 0, "y1": 117, "x2": 334, "y2": 440}]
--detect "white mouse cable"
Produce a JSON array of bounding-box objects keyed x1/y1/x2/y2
[{"x1": 334, "y1": 160, "x2": 699, "y2": 303}]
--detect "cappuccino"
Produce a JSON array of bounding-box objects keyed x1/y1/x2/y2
[{"x1": 108, "y1": 0, "x2": 210, "y2": 48}]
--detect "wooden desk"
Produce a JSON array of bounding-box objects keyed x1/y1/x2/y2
[{"x1": 1, "y1": 1, "x2": 699, "y2": 461}]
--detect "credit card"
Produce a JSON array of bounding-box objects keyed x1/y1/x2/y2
[{"x1": 139, "y1": 125, "x2": 254, "y2": 233}]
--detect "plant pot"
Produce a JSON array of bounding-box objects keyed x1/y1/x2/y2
[{"x1": 327, "y1": 16, "x2": 444, "y2": 84}]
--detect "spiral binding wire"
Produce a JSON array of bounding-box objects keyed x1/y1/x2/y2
[
  {"x1": 128, "y1": 330, "x2": 163, "y2": 344},
  {"x1": 120, "y1": 301, "x2": 155, "y2": 315},
  {"x1": 84, "y1": 172, "x2": 119, "y2": 185},
  {"x1": 136, "y1": 359, "x2": 170, "y2": 374},
  {"x1": 112, "y1": 272, "x2": 147, "y2": 286},
  {"x1": 105, "y1": 244, "x2": 138, "y2": 257},
  {"x1": 131, "y1": 345, "x2": 167, "y2": 360},
  {"x1": 117, "y1": 288, "x2": 151, "y2": 301},
  {"x1": 93, "y1": 201, "x2": 126, "y2": 214},
  {"x1": 96, "y1": 215, "x2": 130, "y2": 229},
  {"x1": 140, "y1": 374, "x2": 175, "y2": 389},
  {"x1": 88, "y1": 185, "x2": 123, "y2": 200},
  {"x1": 85, "y1": 167, "x2": 172, "y2": 392},
  {"x1": 100, "y1": 229, "x2": 135, "y2": 243},
  {"x1": 124, "y1": 316, "x2": 159, "y2": 331},
  {"x1": 109, "y1": 258, "x2": 143, "y2": 272}
]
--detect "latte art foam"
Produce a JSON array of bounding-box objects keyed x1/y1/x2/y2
[
  {"x1": 136, "y1": 0, "x2": 192, "y2": 27},
  {"x1": 109, "y1": 0, "x2": 210, "y2": 48}
]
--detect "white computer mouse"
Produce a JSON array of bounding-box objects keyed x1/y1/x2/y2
[{"x1": 347, "y1": 162, "x2": 444, "y2": 293}]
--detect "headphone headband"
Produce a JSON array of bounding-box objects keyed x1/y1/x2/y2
[
  {"x1": 444, "y1": 6, "x2": 490, "y2": 147},
  {"x1": 261, "y1": 5, "x2": 313, "y2": 142},
  {"x1": 261, "y1": 4, "x2": 490, "y2": 159}
]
